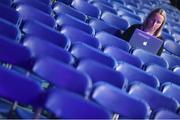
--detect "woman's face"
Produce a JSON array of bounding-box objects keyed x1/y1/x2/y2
[{"x1": 146, "y1": 13, "x2": 164, "y2": 33}]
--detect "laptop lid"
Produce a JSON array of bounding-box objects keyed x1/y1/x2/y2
[{"x1": 129, "y1": 29, "x2": 163, "y2": 54}]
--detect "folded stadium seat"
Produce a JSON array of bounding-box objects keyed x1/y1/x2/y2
[
  {"x1": 33, "y1": 57, "x2": 91, "y2": 96},
  {"x1": 95, "y1": 31, "x2": 131, "y2": 51},
  {"x1": 162, "y1": 32, "x2": 175, "y2": 41},
  {"x1": 92, "y1": 2, "x2": 117, "y2": 15},
  {"x1": 0, "y1": 18, "x2": 20, "y2": 41},
  {"x1": 117, "y1": 7, "x2": 140, "y2": 20},
  {"x1": 132, "y1": 49, "x2": 168, "y2": 69},
  {"x1": 55, "y1": 13, "x2": 94, "y2": 35},
  {"x1": 146, "y1": 64, "x2": 180, "y2": 86},
  {"x1": 44, "y1": 88, "x2": 112, "y2": 119},
  {"x1": 23, "y1": 36, "x2": 74, "y2": 65},
  {"x1": 173, "y1": 66, "x2": 180, "y2": 76},
  {"x1": 0, "y1": 4, "x2": 21, "y2": 26},
  {"x1": 0, "y1": 35, "x2": 31, "y2": 67},
  {"x1": 110, "y1": 0, "x2": 125, "y2": 7},
  {"x1": 88, "y1": 0, "x2": 112, "y2": 7},
  {"x1": 161, "y1": 53, "x2": 180, "y2": 69},
  {"x1": 163, "y1": 40, "x2": 180, "y2": 57},
  {"x1": 55, "y1": 0, "x2": 73, "y2": 5},
  {"x1": 128, "y1": 82, "x2": 178, "y2": 113},
  {"x1": 161, "y1": 82, "x2": 180, "y2": 105},
  {"x1": 111, "y1": 2, "x2": 135, "y2": 14},
  {"x1": 172, "y1": 33, "x2": 180, "y2": 42},
  {"x1": 71, "y1": 0, "x2": 101, "y2": 18},
  {"x1": 90, "y1": 82, "x2": 150, "y2": 119},
  {"x1": 121, "y1": 15, "x2": 142, "y2": 26},
  {"x1": 53, "y1": 2, "x2": 86, "y2": 21},
  {"x1": 104, "y1": 47, "x2": 142, "y2": 68},
  {"x1": 101, "y1": 12, "x2": 129, "y2": 31},
  {"x1": 77, "y1": 59, "x2": 127, "y2": 89},
  {"x1": 151, "y1": 109, "x2": 180, "y2": 119},
  {"x1": 116, "y1": 63, "x2": 159, "y2": 88},
  {"x1": 0, "y1": 0, "x2": 11, "y2": 6},
  {"x1": 89, "y1": 18, "x2": 120, "y2": 35},
  {"x1": 22, "y1": 20, "x2": 70, "y2": 49},
  {"x1": 15, "y1": 4, "x2": 55, "y2": 28},
  {"x1": 70, "y1": 42, "x2": 116, "y2": 68},
  {"x1": 60, "y1": 26, "x2": 101, "y2": 49},
  {"x1": 0, "y1": 65, "x2": 44, "y2": 119},
  {"x1": 38, "y1": 0, "x2": 51, "y2": 5},
  {"x1": 13, "y1": 0, "x2": 52, "y2": 14}
]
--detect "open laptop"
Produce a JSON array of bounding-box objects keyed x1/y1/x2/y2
[{"x1": 129, "y1": 29, "x2": 163, "y2": 54}]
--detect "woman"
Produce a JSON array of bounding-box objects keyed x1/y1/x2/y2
[{"x1": 120, "y1": 8, "x2": 167, "y2": 55}]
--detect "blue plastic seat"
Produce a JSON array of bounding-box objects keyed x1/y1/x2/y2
[
  {"x1": 71, "y1": 42, "x2": 116, "y2": 68},
  {"x1": 0, "y1": 65, "x2": 44, "y2": 118},
  {"x1": 89, "y1": 18, "x2": 119, "y2": 34},
  {"x1": 13, "y1": 0, "x2": 52, "y2": 14},
  {"x1": 71, "y1": 0, "x2": 101, "y2": 18},
  {"x1": 22, "y1": 20, "x2": 70, "y2": 49},
  {"x1": 104, "y1": 46, "x2": 142, "y2": 68},
  {"x1": 128, "y1": 82, "x2": 178, "y2": 112},
  {"x1": 161, "y1": 53, "x2": 180, "y2": 69},
  {"x1": 146, "y1": 64, "x2": 180, "y2": 86},
  {"x1": 152, "y1": 110, "x2": 180, "y2": 119},
  {"x1": 173, "y1": 66, "x2": 180, "y2": 76},
  {"x1": 0, "y1": 35, "x2": 31, "y2": 66},
  {"x1": 45, "y1": 88, "x2": 111, "y2": 119},
  {"x1": 53, "y1": 2, "x2": 86, "y2": 21},
  {"x1": 92, "y1": 2, "x2": 116, "y2": 15},
  {"x1": 56, "y1": 13, "x2": 94, "y2": 35},
  {"x1": 101, "y1": 12, "x2": 129, "y2": 31},
  {"x1": 88, "y1": 0, "x2": 112, "y2": 7},
  {"x1": 60, "y1": 26, "x2": 100, "y2": 49},
  {"x1": 121, "y1": 15, "x2": 142, "y2": 26},
  {"x1": 77, "y1": 59, "x2": 126, "y2": 89},
  {"x1": 163, "y1": 40, "x2": 180, "y2": 57},
  {"x1": 23, "y1": 36, "x2": 74, "y2": 65},
  {"x1": 116, "y1": 63, "x2": 159, "y2": 88},
  {"x1": 90, "y1": 82, "x2": 150, "y2": 118},
  {"x1": 33, "y1": 57, "x2": 91, "y2": 96},
  {"x1": 15, "y1": 4, "x2": 55, "y2": 27},
  {"x1": 55, "y1": 0, "x2": 73, "y2": 5},
  {"x1": 161, "y1": 82, "x2": 180, "y2": 104},
  {"x1": 95, "y1": 31, "x2": 130, "y2": 51},
  {"x1": 162, "y1": 32, "x2": 175, "y2": 41},
  {"x1": 0, "y1": 4, "x2": 21, "y2": 26},
  {"x1": 132, "y1": 49, "x2": 168, "y2": 68},
  {"x1": 0, "y1": 0, "x2": 11, "y2": 6},
  {"x1": 0, "y1": 18, "x2": 20, "y2": 41}
]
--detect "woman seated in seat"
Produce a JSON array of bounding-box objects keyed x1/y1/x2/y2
[{"x1": 117, "y1": 8, "x2": 167, "y2": 55}]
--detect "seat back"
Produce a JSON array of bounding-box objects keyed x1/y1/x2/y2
[
  {"x1": 71, "y1": 42, "x2": 116, "y2": 68},
  {"x1": 45, "y1": 88, "x2": 111, "y2": 119},
  {"x1": 77, "y1": 59, "x2": 126, "y2": 89},
  {"x1": 104, "y1": 46, "x2": 142, "y2": 68},
  {"x1": 33, "y1": 57, "x2": 91, "y2": 96},
  {"x1": 22, "y1": 20, "x2": 70, "y2": 49},
  {"x1": 128, "y1": 83, "x2": 178, "y2": 112},
  {"x1": 91, "y1": 82, "x2": 150, "y2": 118},
  {"x1": 164, "y1": 40, "x2": 180, "y2": 57}
]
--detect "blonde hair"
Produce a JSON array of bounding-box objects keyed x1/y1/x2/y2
[{"x1": 143, "y1": 8, "x2": 167, "y2": 37}]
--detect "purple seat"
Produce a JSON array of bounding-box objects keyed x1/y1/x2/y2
[
  {"x1": 71, "y1": 0, "x2": 101, "y2": 18},
  {"x1": 128, "y1": 83, "x2": 178, "y2": 112},
  {"x1": 152, "y1": 110, "x2": 180, "y2": 119},
  {"x1": 15, "y1": 4, "x2": 55, "y2": 27},
  {"x1": 33, "y1": 57, "x2": 91, "y2": 96},
  {"x1": 71, "y1": 42, "x2": 116, "y2": 68},
  {"x1": 53, "y1": 2, "x2": 86, "y2": 21},
  {"x1": 104, "y1": 46, "x2": 142, "y2": 68},
  {"x1": 95, "y1": 31, "x2": 130, "y2": 51},
  {"x1": 23, "y1": 36, "x2": 74, "y2": 65},
  {"x1": 77, "y1": 59, "x2": 126, "y2": 89},
  {"x1": 0, "y1": 35, "x2": 31, "y2": 66},
  {"x1": 60, "y1": 26, "x2": 100, "y2": 49},
  {"x1": 22, "y1": 20, "x2": 70, "y2": 49},
  {"x1": 90, "y1": 82, "x2": 150, "y2": 118},
  {"x1": 45, "y1": 88, "x2": 111, "y2": 119},
  {"x1": 116, "y1": 63, "x2": 159, "y2": 88},
  {"x1": 164, "y1": 40, "x2": 180, "y2": 57}
]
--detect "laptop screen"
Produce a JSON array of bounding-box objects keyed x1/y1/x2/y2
[{"x1": 129, "y1": 29, "x2": 163, "y2": 54}]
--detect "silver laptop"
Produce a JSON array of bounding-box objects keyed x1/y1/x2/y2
[{"x1": 129, "y1": 29, "x2": 163, "y2": 54}]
